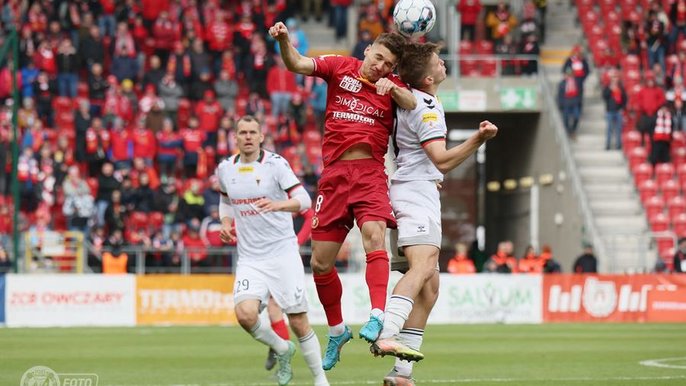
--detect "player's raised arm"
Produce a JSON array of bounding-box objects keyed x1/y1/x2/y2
[
  {"x1": 269, "y1": 22, "x2": 314, "y2": 75},
  {"x1": 424, "y1": 120, "x2": 498, "y2": 174},
  {"x1": 390, "y1": 84, "x2": 417, "y2": 110}
]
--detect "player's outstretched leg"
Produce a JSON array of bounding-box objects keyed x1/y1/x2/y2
[
  {"x1": 322, "y1": 325, "x2": 353, "y2": 370},
  {"x1": 359, "y1": 250, "x2": 388, "y2": 342}
]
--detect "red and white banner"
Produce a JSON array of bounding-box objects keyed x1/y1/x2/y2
[
  {"x1": 5, "y1": 275, "x2": 136, "y2": 327},
  {"x1": 543, "y1": 274, "x2": 686, "y2": 322}
]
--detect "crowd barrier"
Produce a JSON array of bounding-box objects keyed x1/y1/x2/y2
[{"x1": 1, "y1": 274, "x2": 685, "y2": 327}]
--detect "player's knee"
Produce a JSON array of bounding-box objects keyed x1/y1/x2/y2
[
  {"x1": 235, "y1": 305, "x2": 258, "y2": 331},
  {"x1": 364, "y1": 230, "x2": 386, "y2": 251},
  {"x1": 287, "y1": 313, "x2": 310, "y2": 337},
  {"x1": 310, "y1": 256, "x2": 333, "y2": 274}
]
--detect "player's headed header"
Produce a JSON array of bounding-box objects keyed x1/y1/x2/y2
[
  {"x1": 397, "y1": 42, "x2": 446, "y2": 90},
  {"x1": 361, "y1": 32, "x2": 407, "y2": 82}
]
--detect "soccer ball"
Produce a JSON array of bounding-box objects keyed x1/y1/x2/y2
[{"x1": 393, "y1": 0, "x2": 436, "y2": 39}]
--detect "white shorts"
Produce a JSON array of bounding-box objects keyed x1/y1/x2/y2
[
  {"x1": 390, "y1": 180, "x2": 442, "y2": 272},
  {"x1": 233, "y1": 239, "x2": 308, "y2": 314}
]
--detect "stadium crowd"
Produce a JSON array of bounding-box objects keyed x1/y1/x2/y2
[{"x1": 0, "y1": 0, "x2": 546, "y2": 274}]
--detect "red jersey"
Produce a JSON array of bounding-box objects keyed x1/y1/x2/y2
[{"x1": 311, "y1": 55, "x2": 406, "y2": 167}]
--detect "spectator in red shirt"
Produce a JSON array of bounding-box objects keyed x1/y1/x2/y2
[
  {"x1": 109, "y1": 120, "x2": 132, "y2": 171},
  {"x1": 141, "y1": 0, "x2": 170, "y2": 29},
  {"x1": 458, "y1": 0, "x2": 482, "y2": 41},
  {"x1": 132, "y1": 122, "x2": 156, "y2": 166},
  {"x1": 180, "y1": 219, "x2": 208, "y2": 268},
  {"x1": 99, "y1": 0, "x2": 117, "y2": 37},
  {"x1": 195, "y1": 90, "x2": 223, "y2": 147},
  {"x1": 33, "y1": 41, "x2": 57, "y2": 76},
  {"x1": 266, "y1": 56, "x2": 297, "y2": 118},
  {"x1": 637, "y1": 73, "x2": 667, "y2": 146},
  {"x1": 157, "y1": 118, "x2": 182, "y2": 179},
  {"x1": 129, "y1": 157, "x2": 161, "y2": 190},
  {"x1": 152, "y1": 10, "x2": 179, "y2": 64},
  {"x1": 206, "y1": 10, "x2": 232, "y2": 62},
  {"x1": 181, "y1": 117, "x2": 205, "y2": 178}
]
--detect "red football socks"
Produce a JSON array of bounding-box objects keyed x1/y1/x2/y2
[
  {"x1": 365, "y1": 250, "x2": 390, "y2": 311},
  {"x1": 271, "y1": 319, "x2": 290, "y2": 340},
  {"x1": 313, "y1": 268, "x2": 343, "y2": 326}
]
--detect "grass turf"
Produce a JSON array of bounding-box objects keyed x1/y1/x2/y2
[{"x1": 2, "y1": 324, "x2": 686, "y2": 385}]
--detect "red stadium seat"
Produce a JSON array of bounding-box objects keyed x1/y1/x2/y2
[
  {"x1": 622, "y1": 130, "x2": 642, "y2": 156},
  {"x1": 672, "y1": 146, "x2": 686, "y2": 167},
  {"x1": 660, "y1": 179, "x2": 680, "y2": 202},
  {"x1": 649, "y1": 212, "x2": 669, "y2": 232},
  {"x1": 629, "y1": 147, "x2": 648, "y2": 170},
  {"x1": 480, "y1": 58, "x2": 498, "y2": 77},
  {"x1": 633, "y1": 162, "x2": 653, "y2": 187},
  {"x1": 677, "y1": 163, "x2": 686, "y2": 184},
  {"x1": 655, "y1": 162, "x2": 675, "y2": 186},
  {"x1": 459, "y1": 40, "x2": 474, "y2": 55},
  {"x1": 673, "y1": 213, "x2": 686, "y2": 237},
  {"x1": 645, "y1": 195, "x2": 666, "y2": 220},
  {"x1": 149, "y1": 212, "x2": 164, "y2": 232},
  {"x1": 668, "y1": 196, "x2": 686, "y2": 220},
  {"x1": 475, "y1": 40, "x2": 494, "y2": 55},
  {"x1": 639, "y1": 179, "x2": 658, "y2": 203},
  {"x1": 128, "y1": 211, "x2": 148, "y2": 230},
  {"x1": 303, "y1": 130, "x2": 322, "y2": 148}
]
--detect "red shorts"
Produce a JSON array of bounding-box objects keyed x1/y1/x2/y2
[{"x1": 311, "y1": 158, "x2": 396, "y2": 243}]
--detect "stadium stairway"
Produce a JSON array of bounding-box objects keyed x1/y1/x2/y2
[{"x1": 541, "y1": 0, "x2": 650, "y2": 272}]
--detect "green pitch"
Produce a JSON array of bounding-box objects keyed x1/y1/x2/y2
[{"x1": 2, "y1": 324, "x2": 686, "y2": 385}]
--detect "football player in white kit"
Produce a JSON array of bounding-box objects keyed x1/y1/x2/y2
[
  {"x1": 371, "y1": 43, "x2": 498, "y2": 386},
  {"x1": 216, "y1": 115, "x2": 329, "y2": 386}
]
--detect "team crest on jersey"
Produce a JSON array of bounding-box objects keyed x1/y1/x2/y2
[
  {"x1": 339, "y1": 75, "x2": 362, "y2": 93},
  {"x1": 311, "y1": 216, "x2": 319, "y2": 229},
  {"x1": 255, "y1": 176, "x2": 261, "y2": 186}
]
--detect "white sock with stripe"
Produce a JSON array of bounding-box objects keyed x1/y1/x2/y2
[
  {"x1": 298, "y1": 330, "x2": 328, "y2": 385},
  {"x1": 379, "y1": 295, "x2": 414, "y2": 339},
  {"x1": 394, "y1": 328, "x2": 424, "y2": 377},
  {"x1": 249, "y1": 315, "x2": 289, "y2": 355}
]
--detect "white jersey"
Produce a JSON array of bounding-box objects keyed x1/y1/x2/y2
[
  {"x1": 392, "y1": 88, "x2": 447, "y2": 182},
  {"x1": 215, "y1": 150, "x2": 302, "y2": 260}
]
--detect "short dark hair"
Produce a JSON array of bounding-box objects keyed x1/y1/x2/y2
[
  {"x1": 398, "y1": 42, "x2": 440, "y2": 89},
  {"x1": 374, "y1": 33, "x2": 407, "y2": 62},
  {"x1": 236, "y1": 115, "x2": 260, "y2": 127}
]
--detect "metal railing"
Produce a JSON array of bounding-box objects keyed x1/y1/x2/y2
[{"x1": 539, "y1": 66, "x2": 607, "y2": 267}]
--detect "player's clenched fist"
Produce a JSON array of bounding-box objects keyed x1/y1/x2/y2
[
  {"x1": 478, "y1": 120, "x2": 498, "y2": 141},
  {"x1": 268, "y1": 22, "x2": 289, "y2": 42},
  {"x1": 375, "y1": 77, "x2": 397, "y2": 96}
]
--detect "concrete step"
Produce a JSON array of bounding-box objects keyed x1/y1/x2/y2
[
  {"x1": 574, "y1": 150, "x2": 625, "y2": 167},
  {"x1": 596, "y1": 215, "x2": 647, "y2": 234},
  {"x1": 582, "y1": 104, "x2": 606, "y2": 117},
  {"x1": 585, "y1": 183, "x2": 636, "y2": 200},
  {"x1": 573, "y1": 133, "x2": 605, "y2": 146},
  {"x1": 590, "y1": 198, "x2": 643, "y2": 216},
  {"x1": 578, "y1": 166, "x2": 631, "y2": 184}
]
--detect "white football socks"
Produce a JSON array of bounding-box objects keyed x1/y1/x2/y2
[
  {"x1": 249, "y1": 316, "x2": 289, "y2": 355},
  {"x1": 328, "y1": 321, "x2": 346, "y2": 336},
  {"x1": 379, "y1": 295, "x2": 414, "y2": 339},
  {"x1": 298, "y1": 330, "x2": 329, "y2": 386},
  {"x1": 394, "y1": 328, "x2": 424, "y2": 377}
]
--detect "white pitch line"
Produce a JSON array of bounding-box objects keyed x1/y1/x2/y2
[
  {"x1": 639, "y1": 356, "x2": 686, "y2": 370},
  {"x1": 111, "y1": 374, "x2": 686, "y2": 386}
]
